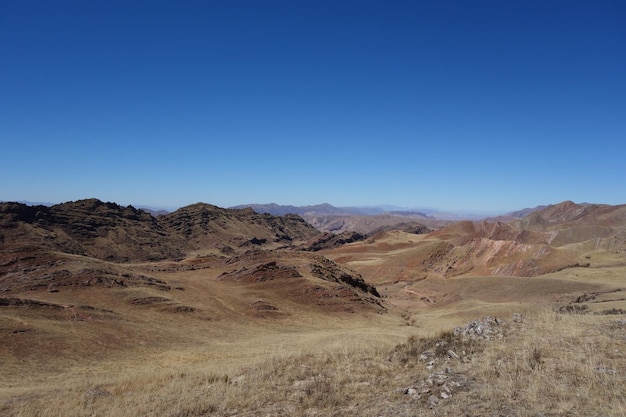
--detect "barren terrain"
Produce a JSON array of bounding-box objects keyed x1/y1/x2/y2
[{"x1": 1, "y1": 200, "x2": 625, "y2": 416}]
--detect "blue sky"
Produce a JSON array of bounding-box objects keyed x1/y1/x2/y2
[{"x1": 1, "y1": 1, "x2": 625, "y2": 213}]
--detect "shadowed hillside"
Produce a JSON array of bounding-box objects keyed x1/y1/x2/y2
[
  {"x1": 0, "y1": 199, "x2": 182, "y2": 262},
  {"x1": 159, "y1": 203, "x2": 320, "y2": 256},
  {"x1": 304, "y1": 213, "x2": 443, "y2": 234},
  {"x1": 0, "y1": 199, "x2": 322, "y2": 262}
]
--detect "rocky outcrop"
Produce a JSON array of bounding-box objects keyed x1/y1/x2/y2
[
  {"x1": 218, "y1": 250, "x2": 384, "y2": 313},
  {"x1": 395, "y1": 316, "x2": 506, "y2": 408},
  {"x1": 158, "y1": 203, "x2": 321, "y2": 254},
  {"x1": 218, "y1": 261, "x2": 303, "y2": 283},
  {"x1": 303, "y1": 231, "x2": 367, "y2": 251},
  {"x1": 0, "y1": 199, "x2": 322, "y2": 262},
  {"x1": 0, "y1": 199, "x2": 182, "y2": 261},
  {"x1": 306, "y1": 254, "x2": 380, "y2": 298}
]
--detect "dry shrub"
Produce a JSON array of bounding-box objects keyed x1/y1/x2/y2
[
  {"x1": 558, "y1": 304, "x2": 589, "y2": 314},
  {"x1": 389, "y1": 329, "x2": 484, "y2": 365}
]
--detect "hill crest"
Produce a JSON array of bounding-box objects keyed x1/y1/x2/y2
[{"x1": 0, "y1": 199, "x2": 321, "y2": 262}]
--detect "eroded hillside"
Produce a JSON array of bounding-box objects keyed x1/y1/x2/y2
[
  {"x1": 0, "y1": 199, "x2": 385, "y2": 372},
  {"x1": 0, "y1": 199, "x2": 321, "y2": 262},
  {"x1": 1, "y1": 199, "x2": 625, "y2": 417},
  {"x1": 325, "y1": 201, "x2": 626, "y2": 282}
]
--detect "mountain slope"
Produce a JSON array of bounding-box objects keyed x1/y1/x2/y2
[
  {"x1": 0, "y1": 199, "x2": 182, "y2": 262},
  {"x1": 158, "y1": 203, "x2": 320, "y2": 256},
  {"x1": 0, "y1": 199, "x2": 322, "y2": 262},
  {"x1": 431, "y1": 201, "x2": 626, "y2": 275},
  {"x1": 0, "y1": 199, "x2": 385, "y2": 371},
  {"x1": 304, "y1": 213, "x2": 443, "y2": 234},
  {"x1": 233, "y1": 203, "x2": 452, "y2": 233},
  {"x1": 324, "y1": 201, "x2": 626, "y2": 279},
  {"x1": 0, "y1": 198, "x2": 379, "y2": 315}
]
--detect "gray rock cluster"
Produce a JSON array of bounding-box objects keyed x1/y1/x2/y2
[
  {"x1": 401, "y1": 315, "x2": 512, "y2": 408},
  {"x1": 453, "y1": 316, "x2": 505, "y2": 340},
  {"x1": 402, "y1": 366, "x2": 468, "y2": 408},
  {"x1": 594, "y1": 366, "x2": 617, "y2": 375}
]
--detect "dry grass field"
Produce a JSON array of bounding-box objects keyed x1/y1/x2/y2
[
  {"x1": 2, "y1": 303, "x2": 624, "y2": 416},
  {"x1": 1, "y1": 200, "x2": 625, "y2": 416},
  {"x1": 2, "y1": 246, "x2": 625, "y2": 416}
]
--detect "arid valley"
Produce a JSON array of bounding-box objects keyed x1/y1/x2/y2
[{"x1": 1, "y1": 199, "x2": 625, "y2": 416}]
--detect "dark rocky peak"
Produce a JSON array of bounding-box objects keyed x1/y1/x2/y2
[
  {"x1": 368, "y1": 222, "x2": 431, "y2": 236},
  {"x1": 0, "y1": 198, "x2": 180, "y2": 262},
  {"x1": 303, "y1": 231, "x2": 367, "y2": 251},
  {"x1": 0, "y1": 199, "x2": 157, "y2": 227},
  {"x1": 0, "y1": 202, "x2": 50, "y2": 225},
  {"x1": 49, "y1": 199, "x2": 156, "y2": 223},
  {"x1": 161, "y1": 202, "x2": 318, "y2": 236}
]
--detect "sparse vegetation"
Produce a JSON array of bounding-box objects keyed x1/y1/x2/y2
[
  {"x1": 1, "y1": 199, "x2": 625, "y2": 416},
  {"x1": 1, "y1": 311, "x2": 624, "y2": 416}
]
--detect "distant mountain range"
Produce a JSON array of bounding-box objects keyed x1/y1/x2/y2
[
  {"x1": 229, "y1": 203, "x2": 468, "y2": 219},
  {"x1": 1, "y1": 200, "x2": 536, "y2": 221},
  {"x1": 229, "y1": 203, "x2": 497, "y2": 233},
  {"x1": 5, "y1": 199, "x2": 614, "y2": 236}
]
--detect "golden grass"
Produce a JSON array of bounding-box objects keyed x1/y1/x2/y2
[
  {"x1": 2, "y1": 310, "x2": 624, "y2": 417},
  {"x1": 2, "y1": 239, "x2": 624, "y2": 416},
  {"x1": 466, "y1": 311, "x2": 626, "y2": 417}
]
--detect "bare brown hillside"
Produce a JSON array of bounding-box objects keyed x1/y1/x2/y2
[
  {"x1": 431, "y1": 201, "x2": 626, "y2": 276},
  {"x1": 303, "y1": 213, "x2": 444, "y2": 234},
  {"x1": 0, "y1": 247, "x2": 385, "y2": 367},
  {"x1": 324, "y1": 201, "x2": 626, "y2": 282},
  {"x1": 1, "y1": 199, "x2": 625, "y2": 417},
  {"x1": 0, "y1": 199, "x2": 382, "y2": 371}
]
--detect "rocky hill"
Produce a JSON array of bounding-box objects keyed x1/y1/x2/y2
[
  {"x1": 158, "y1": 203, "x2": 320, "y2": 256},
  {"x1": 423, "y1": 201, "x2": 626, "y2": 276},
  {"x1": 368, "y1": 221, "x2": 432, "y2": 236},
  {"x1": 302, "y1": 231, "x2": 368, "y2": 251},
  {"x1": 432, "y1": 201, "x2": 626, "y2": 276},
  {"x1": 0, "y1": 199, "x2": 321, "y2": 262},
  {"x1": 520, "y1": 201, "x2": 626, "y2": 228},
  {"x1": 0, "y1": 198, "x2": 385, "y2": 316},
  {"x1": 0, "y1": 199, "x2": 183, "y2": 262},
  {"x1": 324, "y1": 201, "x2": 626, "y2": 280},
  {"x1": 217, "y1": 249, "x2": 383, "y2": 314}
]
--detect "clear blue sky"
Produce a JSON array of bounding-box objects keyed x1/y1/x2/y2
[{"x1": 2, "y1": 1, "x2": 625, "y2": 213}]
